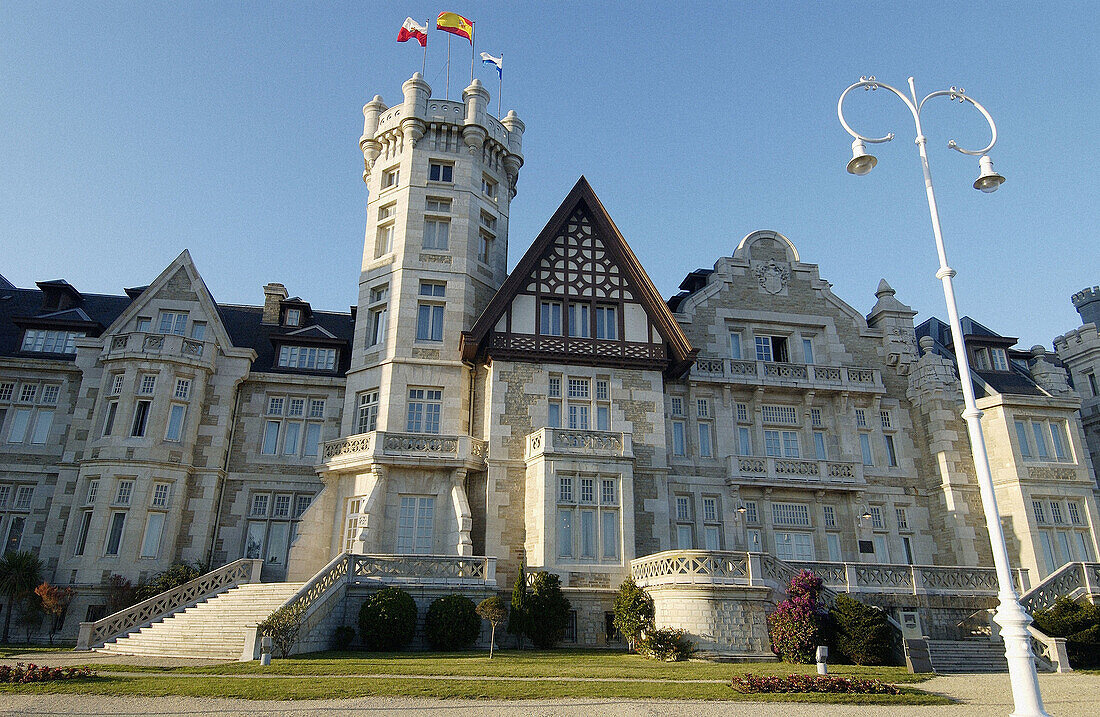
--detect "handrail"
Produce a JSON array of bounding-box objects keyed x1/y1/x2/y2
[
  {"x1": 1018, "y1": 561, "x2": 1100, "y2": 613},
  {"x1": 76, "y1": 558, "x2": 262, "y2": 650},
  {"x1": 263, "y1": 552, "x2": 351, "y2": 630},
  {"x1": 1027, "y1": 624, "x2": 1072, "y2": 673}
]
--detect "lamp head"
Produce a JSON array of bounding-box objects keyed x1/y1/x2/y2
[
  {"x1": 847, "y1": 139, "x2": 877, "y2": 176},
  {"x1": 974, "y1": 155, "x2": 1005, "y2": 193},
  {"x1": 861, "y1": 510, "x2": 873, "y2": 521},
  {"x1": 736, "y1": 505, "x2": 747, "y2": 514}
]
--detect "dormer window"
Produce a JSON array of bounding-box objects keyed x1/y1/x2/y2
[
  {"x1": 991, "y1": 347, "x2": 1009, "y2": 371},
  {"x1": 21, "y1": 329, "x2": 83, "y2": 354},
  {"x1": 973, "y1": 348, "x2": 991, "y2": 370},
  {"x1": 285, "y1": 309, "x2": 301, "y2": 327},
  {"x1": 277, "y1": 345, "x2": 337, "y2": 371}
]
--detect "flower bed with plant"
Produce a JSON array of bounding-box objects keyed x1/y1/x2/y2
[
  {"x1": 732, "y1": 673, "x2": 900, "y2": 695},
  {"x1": 0, "y1": 663, "x2": 95, "y2": 684}
]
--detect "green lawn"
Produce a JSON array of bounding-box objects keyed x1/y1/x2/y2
[
  {"x1": 0, "y1": 644, "x2": 74, "y2": 659},
  {"x1": 82, "y1": 649, "x2": 927, "y2": 683}
]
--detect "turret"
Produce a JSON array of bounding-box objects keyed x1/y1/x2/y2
[
  {"x1": 1072, "y1": 286, "x2": 1100, "y2": 327},
  {"x1": 400, "y1": 72, "x2": 431, "y2": 147},
  {"x1": 359, "y1": 95, "x2": 388, "y2": 182}
]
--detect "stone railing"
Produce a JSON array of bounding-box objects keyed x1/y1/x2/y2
[
  {"x1": 690, "y1": 357, "x2": 883, "y2": 393},
  {"x1": 784, "y1": 560, "x2": 1030, "y2": 596},
  {"x1": 734, "y1": 456, "x2": 862, "y2": 486},
  {"x1": 321, "y1": 431, "x2": 488, "y2": 467},
  {"x1": 1019, "y1": 561, "x2": 1100, "y2": 613},
  {"x1": 630, "y1": 550, "x2": 761, "y2": 588},
  {"x1": 76, "y1": 558, "x2": 262, "y2": 650},
  {"x1": 105, "y1": 331, "x2": 208, "y2": 362},
  {"x1": 525, "y1": 427, "x2": 633, "y2": 461},
  {"x1": 350, "y1": 553, "x2": 496, "y2": 586}
]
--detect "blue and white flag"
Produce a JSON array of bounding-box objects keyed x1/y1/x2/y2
[{"x1": 480, "y1": 52, "x2": 502, "y2": 78}]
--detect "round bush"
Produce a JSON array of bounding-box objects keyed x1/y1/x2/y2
[
  {"x1": 333, "y1": 625, "x2": 356, "y2": 651},
  {"x1": 358, "y1": 587, "x2": 417, "y2": 651},
  {"x1": 425, "y1": 594, "x2": 481, "y2": 650}
]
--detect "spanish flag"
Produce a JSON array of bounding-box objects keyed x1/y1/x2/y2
[{"x1": 436, "y1": 12, "x2": 473, "y2": 44}]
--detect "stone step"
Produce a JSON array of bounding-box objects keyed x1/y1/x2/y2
[{"x1": 926, "y1": 639, "x2": 1009, "y2": 673}]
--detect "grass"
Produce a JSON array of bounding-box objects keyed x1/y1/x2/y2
[
  {"x1": 79, "y1": 649, "x2": 929, "y2": 683},
  {"x1": 0, "y1": 644, "x2": 73, "y2": 659},
  {"x1": 0, "y1": 675, "x2": 948, "y2": 703}
]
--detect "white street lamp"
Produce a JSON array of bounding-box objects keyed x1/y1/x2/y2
[{"x1": 838, "y1": 76, "x2": 1047, "y2": 717}]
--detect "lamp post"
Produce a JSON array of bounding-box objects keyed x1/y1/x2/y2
[{"x1": 837, "y1": 76, "x2": 1045, "y2": 717}]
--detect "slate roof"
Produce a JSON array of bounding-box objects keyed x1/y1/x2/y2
[
  {"x1": 916, "y1": 316, "x2": 1045, "y2": 398},
  {"x1": 0, "y1": 279, "x2": 354, "y2": 375}
]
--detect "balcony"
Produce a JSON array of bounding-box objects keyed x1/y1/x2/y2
[
  {"x1": 104, "y1": 331, "x2": 209, "y2": 364},
  {"x1": 321, "y1": 431, "x2": 487, "y2": 472},
  {"x1": 729, "y1": 456, "x2": 865, "y2": 489},
  {"x1": 691, "y1": 357, "x2": 884, "y2": 394},
  {"x1": 525, "y1": 427, "x2": 634, "y2": 461}
]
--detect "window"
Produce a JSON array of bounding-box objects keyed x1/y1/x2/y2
[
  {"x1": 381, "y1": 166, "x2": 399, "y2": 189},
  {"x1": 868, "y1": 506, "x2": 885, "y2": 530},
  {"x1": 140, "y1": 512, "x2": 165, "y2": 559},
  {"x1": 698, "y1": 422, "x2": 713, "y2": 457},
  {"x1": 367, "y1": 285, "x2": 388, "y2": 347},
  {"x1": 19, "y1": 384, "x2": 37, "y2": 403},
  {"x1": 540, "y1": 301, "x2": 562, "y2": 336},
  {"x1": 761, "y1": 404, "x2": 798, "y2": 425},
  {"x1": 860, "y1": 433, "x2": 873, "y2": 465},
  {"x1": 7, "y1": 409, "x2": 31, "y2": 443},
  {"x1": 482, "y1": 175, "x2": 497, "y2": 199},
  {"x1": 277, "y1": 345, "x2": 338, "y2": 370},
  {"x1": 357, "y1": 390, "x2": 379, "y2": 433},
  {"x1": 262, "y1": 420, "x2": 280, "y2": 454},
  {"x1": 158, "y1": 311, "x2": 188, "y2": 336},
  {"x1": 406, "y1": 388, "x2": 442, "y2": 434},
  {"x1": 548, "y1": 376, "x2": 562, "y2": 427},
  {"x1": 174, "y1": 379, "x2": 191, "y2": 400},
  {"x1": 136, "y1": 317, "x2": 151, "y2": 332},
  {"x1": 754, "y1": 335, "x2": 789, "y2": 362},
  {"x1": 764, "y1": 430, "x2": 799, "y2": 458},
  {"x1": 568, "y1": 303, "x2": 591, "y2": 338},
  {"x1": 86, "y1": 480, "x2": 99, "y2": 504},
  {"x1": 251, "y1": 493, "x2": 270, "y2": 517},
  {"x1": 737, "y1": 402, "x2": 749, "y2": 423},
  {"x1": 884, "y1": 435, "x2": 898, "y2": 466},
  {"x1": 827, "y1": 533, "x2": 842, "y2": 562},
  {"x1": 190, "y1": 321, "x2": 206, "y2": 341},
  {"x1": 284, "y1": 308, "x2": 301, "y2": 326},
  {"x1": 880, "y1": 410, "x2": 892, "y2": 428},
  {"x1": 139, "y1": 375, "x2": 157, "y2": 395},
  {"x1": 73, "y1": 510, "x2": 93, "y2": 556},
  {"x1": 813, "y1": 431, "x2": 827, "y2": 460},
  {"x1": 696, "y1": 398, "x2": 709, "y2": 418},
  {"x1": 478, "y1": 230, "x2": 494, "y2": 264},
  {"x1": 823, "y1": 504, "x2": 837, "y2": 528},
  {"x1": 675, "y1": 496, "x2": 693, "y2": 549},
  {"x1": 595, "y1": 379, "x2": 610, "y2": 431},
  {"x1": 41, "y1": 385, "x2": 60, "y2": 404},
  {"x1": 416, "y1": 282, "x2": 445, "y2": 341},
  {"x1": 744, "y1": 501, "x2": 758, "y2": 523},
  {"x1": 802, "y1": 338, "x2": 814, "y2": 364},
  {"x1": 1050, "y1": 502, "x2": 1064, "y2": 524},
  {"x1": 1016, "y1": 421, "x2": 1032, "y2": 458},
  {"x1": 895, "y1": 507, "x2": 909, "y2": 530},
  {"x1": 104, "y1": 512, "x2": 126, "y2": 556},
  {"x1": 1049, "y1": 422, "x2": 1069, "y2": 461},
  {"x1": 13, "y1": 485, "x2": 33, "y2": 511},
  {"x1": 397, "y1": 496, "x2": 434, "y2": 553},
  {"x1": 1032, "y1": 499, "x2": 1046, "y2": 524},
  {"x1": 378, "y1": 202, "x2": 396, "y2": 221},
  {"x1": 247, "y1": 490, "x2": 316, "y2": 567},
  {"x1": 426, "y1": 197, "x2": 451, "y2": 213},
  {"x1": 0, "y1": 383, "x2": 12, "y2": 402},
  {"x1": 151, "y1": 483, "x2": 170, "y2": 509},
  {"x1": 580, "y1": 477, "x2": 594, "y2": 503},
  {"x1": 30, "y1": 410, "x2": 52, "y2": 443},
  {"x1": 304, "y1": 422, "x2": 322, "y2": 457},
  {"x1": 294, "y1": 494, "x2": 312, "y2": 518},
  {"x1": 670, "y1": 397, "x2": 684, "y2": 416},
  {"x1": 282, "y1": 421, "x2": 301, "y2": 455},
  {"x1": 703, "y1": 496, "x2": 721, "y2": 550},
  {"x1": 776, "y1": 531, "x2": 815, "y2": 561},
  {"x1": 973, "y1": 347, "x2": 991, "y2": 370},
  {"x1": 855, "y1": 408, "x2": 867, "y2": 427},
  {"x1": 566, "y1": 378, "x2": 590, "y2": 430},
  {"x1": 730, "y1": 331, "x2": 743, "y2": 360},
  {"x1": 428, "y1": 161, "x2": 453, "y2": 182},
  {"x1": 130, "y1": 400, "x2": 151, "y2": 437},
  {"x1": 115, "y1": 480, "x2": 133, "y2": 506},
  {"x1": 1068, "y1": 501, "x2": 1082, "y2": 525},
  {"x1": 110, "y1": 374, "x2": 124, "y2": 396},
  {"x1": 672, "y1": 421, "x2": 686, "y2": 456},
  {"x1": 595, "y1": 306, "x2": 617, "y2": 339},
  {"x1": 991, "y1": 348, "x2": 1009, "y2": 371},
  {"x1": 810, "y1": 407, "x2": 822, "y2": 427},
  {"x1": 165, "y1": 404, "x2": 186, "y2": 441},
  {"x1": 423, "y1": 218, "x2": 450, "y2": 250},
  {"x1": 375, "y1": 223, "x2": 394, "y2": 257},
  {"x1": 772, "y1": 503, "x2": 811, "y2": 527},
  {"x1": 675, "y1": 495, "x2": 691, "y2": 521},
  {"x1": 872, "y1": 534, "x2": 890, "y2": 563},
  {"x1": 1087, "y1": 372, "x2": 1098, "y2": 397},
  {"x1": 559, "y1": 476, "x2": 573, "y2": 503},
  {"x1": 1032, "y1": 422, "x2": 1050, "y2": 459},
  {"x1": 20, "y1": 329, "x2": 84, "y2": 354},
  {"x1": 738, "y1": 426, "x2": 752, "y2": 456}
]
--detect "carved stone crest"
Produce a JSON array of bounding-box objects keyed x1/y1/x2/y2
[{"x1": 752, "y1": 260, "x2": 790, "y2": 295}]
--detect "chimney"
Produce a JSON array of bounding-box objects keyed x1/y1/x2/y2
[{"x1": 262, "y1": 283, "x2": 288, "y2": 325}]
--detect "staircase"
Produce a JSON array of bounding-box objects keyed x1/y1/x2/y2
[
  {"x1": 926, "y1": 639, "x2": 1009, "y2": 673},
  {"x1": 98, "y1": 582, "x2": 303, "y2": 659}
]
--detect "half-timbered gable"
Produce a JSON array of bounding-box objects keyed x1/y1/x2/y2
[{"x1": 462, "y1": 177, "x2": 695, "y2": 376}]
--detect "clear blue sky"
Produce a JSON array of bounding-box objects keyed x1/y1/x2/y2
[{"x1": 2, "y1": 2, "x2": 1096, "y2": 349}]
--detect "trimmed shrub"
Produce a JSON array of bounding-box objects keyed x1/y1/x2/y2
[
  {"x1": 1031, "y1": 597, "x2": 1100, "y2": 669},
  {"x1": 613, "y1": 579, "x2": 654, "y2": 651},
  {"x1": 476, "y1": 595, "x2": 509, "y2": 658},
  {"x1": 333, "y1": 625, "x2": 356, "y2": 651},
  {"x1": 507, "y1": 565, "x2": 528, "y2": 648},
  {"x1": 524, "y1": 571, "x2": 571, "y2": 648},
  {"x1": 425, "y1": 594, "x2": 481, "y2": 650},
  {"x1": 637, "y1": 627, "x2": 695, "y2": 661},
  {"x1": 767, "y1": 570, "x2": 829, "y2": 663},
  {"x1": 260, "y1": 602, "x2": 306, "y2": 658},
  {"x1": 732, "y1": 673, "x2": 900, "y2": 695},
  {"x1": 358, "y1": 587, "x2": 417, "y2": 652},
  {"x1": 830, "y1": 593, "x2": 891, "y2": 665}
]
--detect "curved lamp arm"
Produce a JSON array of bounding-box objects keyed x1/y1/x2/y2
[
  {"x1": 837, "y1": 76, "x2": 919, "y2": 145},
  {"x1": 918, "y1": 88, "x2": 999, "y2": 156}
]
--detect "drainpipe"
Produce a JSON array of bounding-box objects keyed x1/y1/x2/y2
[{"x1": 206, "y1": 382, "x2": 242, "y2": 569}]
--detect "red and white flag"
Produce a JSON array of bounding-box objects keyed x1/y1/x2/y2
[{"x1": 397, "y1": 17, "x2": 428, "y2": 47}]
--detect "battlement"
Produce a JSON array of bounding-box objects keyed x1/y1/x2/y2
[{"x1": 1072, "y1": 285, "x2": 1100, "y2": 326}]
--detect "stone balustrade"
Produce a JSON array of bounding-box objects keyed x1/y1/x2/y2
[
  {"x1": 350, "y1": 553, "x2": 496, "y2": 586},
  {"x1": 732, "y1": 456, "x2": 863, "y2": 486},
  {"x1": 321, "y1": 431, "x2": 488, "y2": 469},
  {"x1": 630, "y1": 550, "x2": 762, "y2": 588},
  {"x1": 690, "y1": 357, "x2": 884, "y2": 393},
  {"x1": 1019, "y1": 561, "x2": 1100, "y2": 612},
  {"x1": 525, "y1": 427, "x2": 633, "y2": 461},
  {"x1": 105, "y1": 331, "x2": 209, "y2": 362}
]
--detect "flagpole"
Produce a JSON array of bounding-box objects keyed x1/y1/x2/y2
[
  {"x1": 470, "y1": 22, "x2": 475, "y2": 83},
  {"x1": 422, "y1": 19, "x2": 427, "y2": 76},
  {"x1": 446, "y1": 34, "x2": 451, "y2": 100},
  {"x1": 497, "y1": 54, "x2": 502, "y2": 119}
]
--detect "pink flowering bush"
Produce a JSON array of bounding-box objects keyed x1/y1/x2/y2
[
  {"x1": 0, "y1": 663, "x2": 95, "y2": 684},
  {"x1": 732, "y1": 673, "x2": 900, "y2": 695},
  {"x1": 766, "y1": 569, "x2": 828, "y2": 663}
]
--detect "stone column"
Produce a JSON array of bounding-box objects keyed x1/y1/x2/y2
[{"x1": 451, "y1": 468, "x2": 473, "y2": 556}]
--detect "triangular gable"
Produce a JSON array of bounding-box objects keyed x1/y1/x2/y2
[
  {"x1": 103, "y1": 250, "x2": 250, "y2": 360},
  {"x1": 462, "y1": 176, "x2": 695, "y2": 377},
  {"x1": 284, "y1": 324, "x2": 338, "y2": 339}
]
